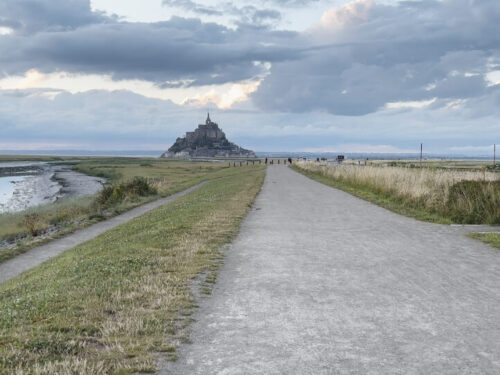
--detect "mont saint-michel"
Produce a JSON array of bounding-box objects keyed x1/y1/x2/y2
[{"x1": 161, "y1": 114, "x2": 256, "y2": 159}]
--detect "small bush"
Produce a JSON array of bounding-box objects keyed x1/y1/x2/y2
[
  {"x1": 96, "y1": 186, "x2": 114, "y2": 205},
  {"x1": 95, "y1": 177, "x2": 157, "y2": 207},
  {"x1": 24, "y1": 213, "x2": 40, "y2": 236}
]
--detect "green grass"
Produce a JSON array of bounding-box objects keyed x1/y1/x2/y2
[
  {"x1": 469, "y1": 233, "x2": 500, "y2": 249},
  {"x1": 291, "y1": 166, "x2": 451, "y2": 224},
  {"x1": 0, "y1": 159, "x2": 228, "y2": 264},
  {"x1": 0, "y1": 164, "x2": 266, "y2": 374}
]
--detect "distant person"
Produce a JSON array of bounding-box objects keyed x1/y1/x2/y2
[
  {"x1": 265, "y1": 157, "x2": 268, "y2": 164},
  {"x1": 288, "y1": 158, "x2": 292, "y2": 164}
]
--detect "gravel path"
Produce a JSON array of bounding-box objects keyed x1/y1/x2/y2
[
  {"x1": 0, "y1": 182, "x2": 206, "y2": 283},
  {"x1": 163, "y1": 166, "x2": 500, "y2": 375}
]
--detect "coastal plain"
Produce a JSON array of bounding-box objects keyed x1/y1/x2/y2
[{"x1": 0, "y1": 157, "x2": 499, "y2": 374}]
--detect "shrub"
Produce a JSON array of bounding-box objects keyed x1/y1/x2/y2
[
  {"x1": 24, "y1": 213, "x2": 40, "y2": 236},
  {"x1": 95, "y1": 177, "x2": 157, "y2": 207},
  {"x1": 95, "y1": 185, "x2": 114, "y2": 205}
]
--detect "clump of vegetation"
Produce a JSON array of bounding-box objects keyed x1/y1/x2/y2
[
  {"x1": 96, "y1": 177, "x2": 157, "y2": 207},
  {"x1": 294, "y1": 161, "x2": 500, "y2": 224},
  {"x1": 469, "y1": 232, "x2": 500, "y2": 249},
  {"x1": 23, "y1": 213, "x2": 40, "y2": 237},
  {"x1": 446, "y1": 181, "x2": 500, "y2": 224}
]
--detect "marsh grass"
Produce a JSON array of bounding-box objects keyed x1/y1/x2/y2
[
  {"x1": 0, "y1": 159, "x2": 227, "y2": 264},
  {"x1": 294, "y1": 162, "x2": 500, "y2": 224},
  {"x1": 0, "y1": 165, "x2": 266, "y2": 374}
]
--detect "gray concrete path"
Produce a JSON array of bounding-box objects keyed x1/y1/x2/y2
[
  {"x1": 164, "y1": 166, "x2": 500, "y2": 375},
  {"x1": 0, "y1": 182, "x2": 206, "y2": 283}
]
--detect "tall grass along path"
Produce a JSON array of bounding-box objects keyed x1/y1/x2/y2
[
  {"x1": 164, "y1": 165, "x2": 500, "y2": 374},
  {"x1": 0, "y1": 182, "x2": 206, "y2": 284}
]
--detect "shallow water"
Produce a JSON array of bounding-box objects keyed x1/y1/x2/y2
[
  {"x1": 0, "y1": 176, "x2": 28, "y2": 207},
  {"x1": 0, "y1": 161, "x2": 105, "y2": 214}
]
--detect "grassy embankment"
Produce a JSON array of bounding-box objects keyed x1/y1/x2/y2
[
  {"x1": 0, "y1": 158, "x2": 227, "y2": 264},
  {"x1": 469, "y1": 233, "x2": 500, "y2": 249},
  {"x1": 292, "y1": 161, "x2": 500, "y2": 224},
  {"x1": 0, "y1": 164, "x2": 266, "y2": 374}
]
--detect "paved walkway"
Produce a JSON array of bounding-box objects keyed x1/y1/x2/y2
[
  {"x1": 0, "y1": 182, "x2": 206, "y2": 283},
  {"x1": 164, "y1": 166, "x2": 500, "y2": 375}
]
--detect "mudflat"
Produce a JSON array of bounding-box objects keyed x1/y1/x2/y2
[{"x1": 164, "y1": 165, "x2": 500, "y2": 375}]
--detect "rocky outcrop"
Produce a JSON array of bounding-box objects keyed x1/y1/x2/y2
[{"x1": 161, "y1": 114, "x2": 256, "y2": 159}]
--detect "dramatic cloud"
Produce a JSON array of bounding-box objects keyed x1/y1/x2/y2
[
  {"x1": 0, "y1": 0, "x2": 298, "y2": 86},
  {"x1": 0, "y1": 0, "x2": 499, "y2": 154},
  {"x1": 253, "y1": 0, "x2": 500, "y2": 115}
]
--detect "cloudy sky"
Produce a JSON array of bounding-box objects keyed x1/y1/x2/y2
[{"x1": 0, "y1": 0, "x2": 499, "y2": 155}]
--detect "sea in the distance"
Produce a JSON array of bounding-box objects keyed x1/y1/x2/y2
[{"x1": 0, "y1": 149, "x2": 493, "y2": 160}]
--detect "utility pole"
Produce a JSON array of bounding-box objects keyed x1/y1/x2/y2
[
  {"x1": 494, "y1": 144, "x2": 496, "y2": 167},
  {"x1": 420, "y1": 143, "x2": 423, "y2": 168}
]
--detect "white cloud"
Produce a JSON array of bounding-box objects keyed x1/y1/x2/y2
[
  {"x1": 386, "y1": 98, "x2": 437, "y2": 110},
  {"x1": 0, "y1": 27, "x2": 13, "y2": 36},
  {"x1": 0, "y1": 69, "x2": 265, "y2": 109},
  {"x1": 486, "y1": 70, "x2": 500, "y2": 86},
  {"x1": 316, "y1": 0, "x2": 373, "y2": 31}
]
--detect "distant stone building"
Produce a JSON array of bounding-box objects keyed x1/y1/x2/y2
[{"x1": 160, "y1": 113, "x2": 256, "y2": 159}]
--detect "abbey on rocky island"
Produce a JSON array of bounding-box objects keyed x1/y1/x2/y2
[{"x1": 160, "y1": 113, "x2": 256, "y2": 159}]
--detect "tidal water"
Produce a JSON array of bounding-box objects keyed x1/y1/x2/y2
[
  {"x1": 0, "y1": 176, "x2": 28, "y2": 207},
  {"x1": 0, "y1": 161, "x2": 105, "y2": 214}
]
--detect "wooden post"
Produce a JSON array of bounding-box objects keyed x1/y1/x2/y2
[{"x1": 420, "y1": 143, "x2": 423, "y2": 168}]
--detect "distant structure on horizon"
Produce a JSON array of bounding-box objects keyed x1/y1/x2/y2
[{"x1": 160, "y1": 113, "x2": 256, "y2": 159}]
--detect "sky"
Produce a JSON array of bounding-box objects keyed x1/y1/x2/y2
[{"x1": 0, "y1": 0, "x2": 499, "y2": 155}]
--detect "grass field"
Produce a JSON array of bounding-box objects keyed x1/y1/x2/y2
[
  {"x1": 293, "y1": 161, "x2": 500, "y2": 224},
  {"x1": 0, "y1": 159, "x2": 228, "y2": 264},
  {"x1": 0, "y1": 164, "x2": 266, "y2": 374}
]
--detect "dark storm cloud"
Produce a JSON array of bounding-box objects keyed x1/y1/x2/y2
[
  {"x1": 252, "y1": 0, "x2": 500, "y2": 115},
  {"x1": 0, "y1": 0, "x2": 298, "y2": 85},
  {"x1": 0, "y1": 0, "x2": 110, "y2": 34}
]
